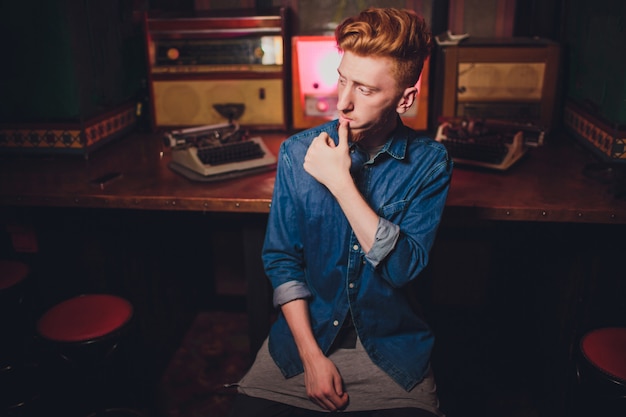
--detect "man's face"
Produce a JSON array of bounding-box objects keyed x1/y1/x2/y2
[{"x1": 336, "y1": 51, "x2": 410, "y2": 146}]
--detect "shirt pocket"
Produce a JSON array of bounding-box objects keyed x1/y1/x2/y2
[{"x1": 379, "y1": 199, "x2": 410, "y2": 220}]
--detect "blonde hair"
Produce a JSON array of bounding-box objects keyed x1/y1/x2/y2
[{"x1": 335, "y1": 7, "x2": 432, "y2": 88}]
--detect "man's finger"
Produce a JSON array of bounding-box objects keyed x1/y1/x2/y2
[
  {"x1": 313, "y1": 132, "x2": 334, "y2": 148},
  {"x1": 338, "y1": 121, "x2": 350, "y2": 148}
]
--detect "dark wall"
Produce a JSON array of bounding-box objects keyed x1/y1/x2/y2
[
  {"x1": 514, "y1": 0, "x2": 563, "y2": 39},
  {"x1": 562, "y1": 0, "x2": 626, "y2": 125}
]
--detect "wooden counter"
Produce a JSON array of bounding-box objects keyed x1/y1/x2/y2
[{"x1": 1, "y1": 131, "x2": 625, "y2": 224}]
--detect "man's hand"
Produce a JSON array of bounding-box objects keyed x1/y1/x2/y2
[
  {"x1": 281, "y1": 299, "x2": 350, "y2": 412},
  {"x1": 304, "y1": 120, "x2": 379, "y2": 253},
  {"x1": 302, "y1": 353, "x2": 349, "y2": 411},
  {"x1": 303, "y1": 121, "x2": 353, "y2": 192}
]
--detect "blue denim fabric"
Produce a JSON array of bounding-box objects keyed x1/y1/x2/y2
[{"x1": 263, "y1": 119, "x2": 452, "y2": 391}]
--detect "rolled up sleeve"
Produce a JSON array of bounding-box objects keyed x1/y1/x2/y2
[
  {"x1": 364, "y1": 217, "x2": 400, "y2": 268},
  {"x1": 272, "y1": 280, "x2": 313, "y2": 307}
]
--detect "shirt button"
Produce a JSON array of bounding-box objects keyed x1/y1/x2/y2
[
  {"x1": 349, "y1": 283, "x2": 355, "y2": 289},
  {"x1": 333, "y1": 320, "x2": 339, "y2": 326},
  {"x1": 353, "y1": 244, "x2": 359, "y2": 251}
]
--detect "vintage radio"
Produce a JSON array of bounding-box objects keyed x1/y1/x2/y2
[
  {"x1": 291, "y1": 36, "x2": 430, "y2": 131},
  {"x1": 432, "y1": 38, "x2": 560, "y2": 131},
  {"x1": 144, "y1": 10, "x2": 289, "y2": 131}
]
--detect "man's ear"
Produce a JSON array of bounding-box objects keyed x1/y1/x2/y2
[{"x1": 396, "y1": 86, "x2": 417, "y2": 114}]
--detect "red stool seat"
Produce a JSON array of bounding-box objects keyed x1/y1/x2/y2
[
  {"x1": 0, "y1": 260, "x2": 30, "y2": 290},
  {"x1": 37, "y1": 294, "x2": 133, "y2": 343},
  {"x1": 580, "y1": 327, "x2": 626, "y2": 383},
  {"x1": 35, "y1": 294, "x2": 142, "y2": 416}
]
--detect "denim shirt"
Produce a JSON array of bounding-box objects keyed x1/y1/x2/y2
[{"x1": 263, "y1": 119, "x2": 452, "y2": 392}]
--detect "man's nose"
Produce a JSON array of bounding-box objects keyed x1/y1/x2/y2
[{"x1": 337, "y1": 87, "x2": 353, "y2": 113}]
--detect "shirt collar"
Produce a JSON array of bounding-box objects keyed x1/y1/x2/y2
[{"x1": 347, "y1": 117, "x2": 409, "y2": 162}]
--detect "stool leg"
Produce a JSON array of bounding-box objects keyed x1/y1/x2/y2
[
  {"x1": 0, "y1": 260, "x2": 42, "y2": 416},
  {"x1": 574, "y1": 344, "x2": 626, "y2": 417}
]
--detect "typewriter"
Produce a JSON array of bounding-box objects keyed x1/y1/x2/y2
[
  {"x1": 164, "y1": 119, "x2": 277, "y2": 182},
  {"x1": 435, "y1": 118, "x2": 544, "y2": 170}
]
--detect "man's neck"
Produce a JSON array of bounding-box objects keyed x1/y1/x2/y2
[{"x1": 356, "y1": 116, "x2": 399, "y2": 149}]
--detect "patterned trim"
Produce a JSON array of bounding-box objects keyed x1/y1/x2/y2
[
  {"x1": 564, "y1": 102, "x2": 626, "y2": 160},
  {"x1": 0, "y1": 104, "x2": 137, "y2": 152}
]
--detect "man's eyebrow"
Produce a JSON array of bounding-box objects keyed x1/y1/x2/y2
[{"x1": 337, "y1": 69, "x2": 379, "y2": 90}]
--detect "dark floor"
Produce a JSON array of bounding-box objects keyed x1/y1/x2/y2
[
  {"x1": 0, "y1": 291, "x2": 617, "y2": 417},
  {"x1": 155, "y1": 303, "x2": 577, "y2": 417},
  {"x1": 3, "y1": 209, "x2": 624, "y2": 417}
]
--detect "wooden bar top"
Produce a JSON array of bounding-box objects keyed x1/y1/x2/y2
[{"x1": 1, "y1": 131, "x2": 626, "y2": 224}]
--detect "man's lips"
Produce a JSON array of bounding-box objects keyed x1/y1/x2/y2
[{"x1": 339, "y1": 115, "x2": 354, "y2": 125}]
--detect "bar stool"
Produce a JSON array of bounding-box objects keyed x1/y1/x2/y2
[
  {"x1": 575, "y1": 327, "x2": 626, "y2": 416},
  {"x1": 1, "y1": 259, "x2": 42, "y2": 417},
  {"x1": 35, "y1": 293, "x2": 144, "y2": 417},
  {"x1": 0, "y1": 259, "x2": 31, "y2": 364}
]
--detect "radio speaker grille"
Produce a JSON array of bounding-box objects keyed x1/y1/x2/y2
[{"x1": 153, "y1": 79, "x2": 284, "y2": 127}]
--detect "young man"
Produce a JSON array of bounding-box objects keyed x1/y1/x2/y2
[{"x1": 229, "y1": 7, "x2": 452, "y2": 417}]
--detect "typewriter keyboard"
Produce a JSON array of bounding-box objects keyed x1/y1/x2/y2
[
  {"x1": 442, "y1": 134, "x2": 510, "y2": 164},
  {"x1": 197, "y1": 140, "x2": 265, "y2": 165}
]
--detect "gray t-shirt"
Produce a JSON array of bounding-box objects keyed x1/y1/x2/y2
[{"x1": 236, "y1": 337, "x2": 443, "y2": 415}]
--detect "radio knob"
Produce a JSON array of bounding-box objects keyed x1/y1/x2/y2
[
  {"x1": 167, "y1": 48, "x2": 180, "y2": 61},
  {"x1": 316, "y1": 100, "x2": 329, "y2": 113}
]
